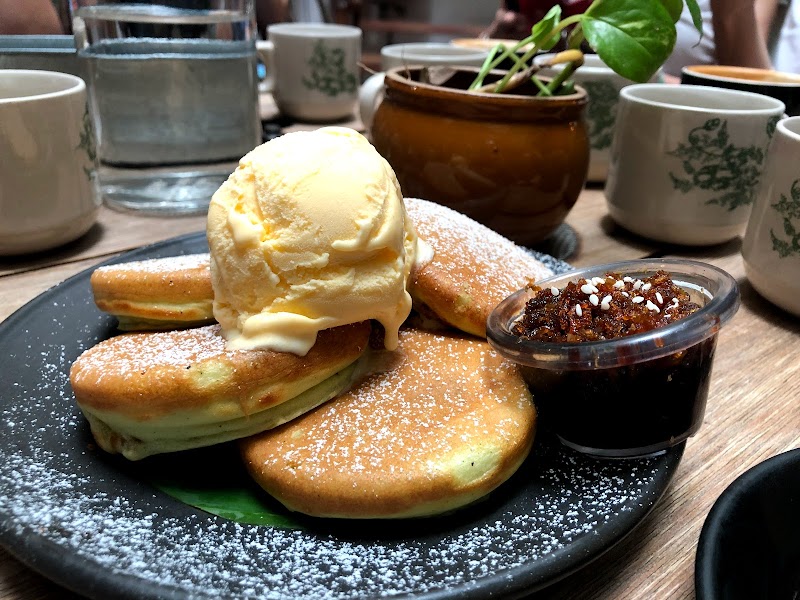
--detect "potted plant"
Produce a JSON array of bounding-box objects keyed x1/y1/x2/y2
[{"x1": 369, "y1": 0, "x2": 702, "y2": 247}]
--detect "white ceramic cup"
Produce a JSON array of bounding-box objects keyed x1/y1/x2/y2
[
  {"x1": 538, "y1": 54, "x2": 662, "y2": 182},
  {"x1": 0, "y1": 70, "x2": 101, "y2": 256},
  {"x1": 742, "y1": 116, "x2": 800, "y2": 316},
  {"x1": 605, "y1": 84, "x2": 785, "y2": 245},
  {"x1": 358, "y1": 42, "x2": 488, "y2": 130},
  {"x1": 257, "y1": 23, "x2": 361, "y2": 122}
]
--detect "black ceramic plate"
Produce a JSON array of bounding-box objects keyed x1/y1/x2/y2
[
  {"x1": 0, "y1": 232, "x2": 684, "y2": 599},
  {"x1": 695, "y1": 448, "x2": 800, "y2": 600}
]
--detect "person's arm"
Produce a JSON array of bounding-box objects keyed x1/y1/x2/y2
[
  {"x1": 0, "y1": 0, "x2": 63, "y2": 35},
  {"x1": 710, "y1": 0, "x2": 778, "y2": 69}
]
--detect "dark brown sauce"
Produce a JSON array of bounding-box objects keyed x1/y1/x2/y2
[
  {"x1": 513, "y1": 271, "x2": 701, "y2": 342},
  {"x1": 514, "y1": 271, "x2": 713, "y2": 456}
]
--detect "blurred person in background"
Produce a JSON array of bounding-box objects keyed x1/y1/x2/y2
[
  {"x1": 482, "y1": 0, "x2": 590, "y2": 41},
  {"x1": 663, "y1": 0, "x2": 792, "y2": 77},
  {"x1": 483, "y1": 0, "x2": 795, "y2": 76},
  {"x1": 0, "y1": 0, "x2": 63, "y2": 34}
]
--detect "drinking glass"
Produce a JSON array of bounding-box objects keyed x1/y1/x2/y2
[{"x1": 71, "y1": 0, "x2": 262, "y2": 215}]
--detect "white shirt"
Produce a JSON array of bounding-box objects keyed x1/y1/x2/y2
[
  {"x1": 774, "y1": 0, "x2": 800, "y2": 73},
  {"x1": 663, "y1": 0, "x2": 716, "y2": 77}
]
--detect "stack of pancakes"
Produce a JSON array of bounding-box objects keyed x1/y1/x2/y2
[{"x1": 71, "y1": 198, "x2": 553, "y2": 519}]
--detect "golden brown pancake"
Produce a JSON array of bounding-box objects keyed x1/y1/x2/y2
[
  {"x1": 90, "y1": 253, "x2": 214, "y2": 330},
  {"x1": 70, "y1": 321, "x2": 371, "y2": 460},
  {"x1": 240, "y1": 328, "x2": 536, "y2": 519},
  {"x1": 91, "y1": 200, "x2": 553, "y2": 337},
  {"x1": 405, "y1": 198, "x2": 554, "y2": 338}
]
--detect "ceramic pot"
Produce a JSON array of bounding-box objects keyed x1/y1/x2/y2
[{"x1": 370, "y1": 67, "x2": 589, "y2": 246}]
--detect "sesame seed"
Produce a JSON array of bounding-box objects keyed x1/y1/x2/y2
[
  {"x1": 672, "y1": 297, "x2": 679, "y2": 304},
  {"x1": 642, "y1": 282, "x2": 652, "y2": 291},
  {"x1": 600, "y1": 302, "x2": 611, "y2": 311},
  {"x1": 613, "y1": 280, "x2": 625, "y2": 289},
  {"x1": 633, "y1": 280, "x2": 643, "y2": 290},
  {"x1": 550, "y1": 287, "x2": 560, "y2": 296},
  {"x1": 623, "y1": 277, "x2": 633, "y2": 283},
  {"x1": 656, "y1": 291, "x2": 663, "y2": 304},
  {"x1": 602, "y1": 295, "x2": 612, "y2": 305},
  {"x1": 589, "y1": 294, "x2": 599, "y2": 306},
  {"x1": 621, "y1": 291, "x2": 630, "y2": 297},
  {"x1": 632, "y1": 296, "x2": 645, "y2": 304},
  {"x1": 646, "y1": 300, "x2": 660, "y2": 313},
  {"x1": 575, "y1": 304, "x2": 583, "y2": 317},
  {"x1": 591, "y1": 277, "x2": 606, "y2": 286},
  {"x1": 581, "y1": 283, "x2": 597, "y2": 294}
]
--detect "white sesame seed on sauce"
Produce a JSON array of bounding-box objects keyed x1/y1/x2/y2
[
  {"x1": 633, "y1": 280, "x2": 643, "y2": 290},
  {"x1": 646, "y1": 300, "x2": 660, "y2": 312},
  {"x1": 550, "y1": 287, "x2": 560, "y2": 297},
  {"x1": 623, "y1": 276, "x2": 633, "y2": 283},
  {"x1": 632, "y1": 296, "x2": 645, "y2": 304},
  {"x1": 591, "y1": 277, "x2": 606, "y2": 286},
  {"x1": 575, "y1": 303, "x2": 583, "y2": 316},
  {"x1": 602, "y1": 295, "x2": 612, "y2": 305},
  {"x1": 589, "y1": 294, "x2": 599, "y2": 306},
  {"x1": 580, "y1": 283, "x2": 598, "y2": 295},
  {"x1": 621, "y1": 291, "x2": 630, "y2": 297},
  {"x1": 656, "y1": 291, "x2": 664, "y2": 304},
  {"x1": 613, "y1": 280, "x2": 625, "y2": 289},
  {"x1": 641, "y1": 282, "x2": 652, "y2": 292}
]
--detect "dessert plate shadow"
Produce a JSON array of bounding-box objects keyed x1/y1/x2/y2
[{"x1": 0, "y1": 231, "x2": 683, "y2": 599}]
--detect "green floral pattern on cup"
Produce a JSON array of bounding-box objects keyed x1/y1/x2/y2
[
  {"x1": 770, "y1": 179, "x2": 800, "y2": 258},
  {"x1": 77, "y1": 103, "x2": 97, "y2": 181},
  {"x1": 767, "y1": 115, "x2": 780, "y2": 139},
  {"x1": 667, "y1": 118, "x2": 765, "y2": 212},
  {"x1": 302, "y1": 40, "x2": 357, "y2": 97},
  {"x1": 582, "y1": 80, "x2": 617, "y2": 150}
]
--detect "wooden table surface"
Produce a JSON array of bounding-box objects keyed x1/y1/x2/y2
[{"x1": 1, "y1": 180, "x2": 798, "y2": 599}]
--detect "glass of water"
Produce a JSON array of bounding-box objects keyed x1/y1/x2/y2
[{"x1": 71, "y1": 0, "x2": 261, "y2": 215}]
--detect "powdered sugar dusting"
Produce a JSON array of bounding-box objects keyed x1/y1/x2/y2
[
  {"x1": 0, "y1": 236, "x2": 681, "y2": 599},
  {"x1": 406, "y1": 197, "x2": 556, "y2": 291},
  {"x1": 73, "y1": 324, "x2": 228, "y2": 375},
  {"x1": 94, "y1": 253, "x2": 210, "y2": 275},
  {"x1": 249, "y1": 330, "x2": 532, "y2": 494}
]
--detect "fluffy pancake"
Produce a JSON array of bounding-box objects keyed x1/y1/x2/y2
[
  {"x1": 90, "y1": 253, "x2": 214, "y2": 330},
  {"x1": 91, "y1": 199, "x2": 554, "y2": 337},
  {"x1": 240, "y1": 328, "x2": 536, "y2": 519},
  {"x1": 405, "y1": 197, "x2": 554, "y2": 338},
  {"x1": 70, "y1": 321, "x2": 371, "y2": 460}
]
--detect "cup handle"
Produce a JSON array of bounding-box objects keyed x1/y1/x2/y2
[
  {"x1": 358, "y1": 72, "x2": 386, "y2": 132},
  {"x1": 256, "y1": 40, "x2": 274, "y2": 93}
]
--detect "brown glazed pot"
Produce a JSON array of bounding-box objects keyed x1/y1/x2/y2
[{"x1": 371, "y1": 67, "x2": 589, "y2": 245}]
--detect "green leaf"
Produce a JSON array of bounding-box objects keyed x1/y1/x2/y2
[
  {"x1": 658, "y1": 0, "x2": 683, "y2": 22},
  {"x1": 582, "y1": 0, "x2": 677, "y2": 82},
  {"x1": 530, "y1": 5, "x2": 562, "y2": 51},
  {"x1": 154, "y1": 480, "x2": 302, "y2": 528},
  {"x1": 684, "y1": 0, "x2": 703, "y2": 35},
  {"x1": 135, "y1": 443, "x2": 304, "y2": 529}
]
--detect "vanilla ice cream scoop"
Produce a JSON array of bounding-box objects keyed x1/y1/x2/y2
[{"x1": 207, "y1": 127, "x2": 417, "y2": 355}]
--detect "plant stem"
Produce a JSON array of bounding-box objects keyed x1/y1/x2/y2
[
  {"x1": 492, "y1": 13, "x2": 583, "y2": 93},
  {"x1": 469, "y1": 43, "x2": 529, "y2": 91},
  {"x1": 539, "y1": 61, "x2": 576, "y2": 96}
]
